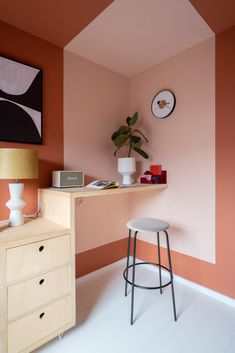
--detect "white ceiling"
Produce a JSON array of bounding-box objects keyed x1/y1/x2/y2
[{"x1": 65, "y1": 0, "x2": 214, "y2": 78}]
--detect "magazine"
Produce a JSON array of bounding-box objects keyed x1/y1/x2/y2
[{"x1": 86, "y1": 180, "x2": 119, "y2": 189}]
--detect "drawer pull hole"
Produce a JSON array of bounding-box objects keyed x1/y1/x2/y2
[
  {"x1": 39, "y1": 245, "x2": 44, "y2": 252},
  {"x1": 39, "y1": 279, "x2": 45, "y2": 285},
  {"x1": 39, "y1": 312, "x2": 45, "y2": 320}
]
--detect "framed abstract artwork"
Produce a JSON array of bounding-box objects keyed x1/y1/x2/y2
[{"x1": 0, "y1": 55, "x2": 42, "y2": 144}]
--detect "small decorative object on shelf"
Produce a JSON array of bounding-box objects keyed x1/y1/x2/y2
[
  {"x1": 161, "y1": 170, "x2": 167, "y2": 184},
  {"x1": 151, "y1": 174, "x2": 162, "y2": 184},
  {"x1": 140, "y1": 164, "x2": 167, "y2": 184},
  {"x1": 150, "y1": 164, "x2": 162, "y2": 175},
  {"x1": 111, "y1": 112, "x2": 149, "y2": 185},
  {"x1": 140, "y1": 171, "x2": 152, "y2": 184}
]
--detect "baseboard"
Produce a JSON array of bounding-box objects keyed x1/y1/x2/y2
[
  {"x1": 173, "y1": 272, "x2": 235, "y2": 308},
  {"x1": 134, "y1": 257, "x2": 235, "y2": 308}
]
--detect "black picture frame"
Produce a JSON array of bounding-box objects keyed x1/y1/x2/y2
[{"x1": 0, "y1": 55, "x2": 42, "y2": 144}]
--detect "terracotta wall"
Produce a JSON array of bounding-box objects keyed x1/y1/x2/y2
[
  {"x1": 215, "y1": 25, "x2": 235, "y2": 297},
  {"x1": 135, "y1": 27, "x2": 235, "y2": 299},
  {"x1": 0, "y1": 21, "x2": 64, "y2": 220}
]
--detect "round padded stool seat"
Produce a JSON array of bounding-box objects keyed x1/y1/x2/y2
[{"x1": 127, "y1": 218, "x2": 169, "y2": 233}]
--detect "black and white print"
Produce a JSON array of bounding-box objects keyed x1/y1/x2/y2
[{"x1": 0, "y1": 56, "x2": 42, "y2": 144}]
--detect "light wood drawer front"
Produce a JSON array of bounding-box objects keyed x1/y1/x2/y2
[
  {"x1": 8, "y1": 265, "x2": 71, "y2": 321},
  {"x1": 8, "y1": 296, "x2": 72, "y2": 353},
  {"x1": 7, "y1": 234, "x2": 70, "y2": 283}
]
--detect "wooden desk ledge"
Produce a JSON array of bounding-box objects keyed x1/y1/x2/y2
[{"x1": 40, "y1": 183, "x2": 168, "y2": 198}]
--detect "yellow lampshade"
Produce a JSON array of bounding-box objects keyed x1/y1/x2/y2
[{"x1": 0, "y1": 148, "x2": 38, "y2": 180}]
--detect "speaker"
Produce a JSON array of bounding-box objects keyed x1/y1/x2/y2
[{"x1": 52, "y1": 171, "x2": 84, "y2": 188}]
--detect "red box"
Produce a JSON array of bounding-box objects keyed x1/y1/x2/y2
[
  {"x1": 140, "y1": 177, "x2": 152, "y2": 184},
  {"x1": 150, "y1": 165, "x2": 162, "y2": 175},
  {"x1": 161, "y1": 170, "x2": 167, "y2": 184},
  {"x1": 140, "y1": 177, "x2": 148, "y2": 183}
]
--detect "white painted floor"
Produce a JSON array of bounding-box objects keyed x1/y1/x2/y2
[{"x1": 36, "y1": 259, "x2": 235, "y2": 353}]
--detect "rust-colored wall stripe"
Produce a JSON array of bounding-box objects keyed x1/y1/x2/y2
[{"x1": 76, "y1": 238, "x2": 128, "y2": 278}]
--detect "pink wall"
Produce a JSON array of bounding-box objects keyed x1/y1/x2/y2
[
  {"x1": 64, "y1": 51, "x2": 129, "y2": 183},
  {"x1": 74, "y1": 195, "x2": 130, "y2": 253},
  {"x1": 130, "y1": 28, "x2": 235, "y2": 299},
  {"x1": 64, "y1": 39, "x2": 216, "y2": 263},
  {"x1": 63, "y1": 51, "x2": 130, "y2": 252},
  {"x1": 64, "y1": 32, "x2": 235, "y2": 301},
  {"x1": 129, "y1": 37, "x2": 215, "y2": 263}
]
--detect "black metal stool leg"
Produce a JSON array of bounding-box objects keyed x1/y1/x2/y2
[
  {"x1": 125, "y1": 229, "x2": 132, "y2": 297},
  {"x1": 157, "y1": 232, "x2": 163, "y2": 294},
  {"x1": 164, "y1": 230, "x2": 177, "y2": 321},
  {"x1": 131, "y1": 231, "x2": 138, "y2": 325}
]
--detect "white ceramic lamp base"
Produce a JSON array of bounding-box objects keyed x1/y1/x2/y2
[
  {"x1": 118, "y1": 157, "x2": 136, "y2": 186},
  {"x1": 6, "y1": 183, "x2": 26, "y2": 227}
]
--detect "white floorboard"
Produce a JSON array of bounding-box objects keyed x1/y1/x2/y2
[{"x1": 36, "y1": 259, "x2": 235, "y2": 353}]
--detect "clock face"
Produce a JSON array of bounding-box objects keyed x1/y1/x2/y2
[{"x1": 151, "y1": 90, "x2": 176, "y2": 119}]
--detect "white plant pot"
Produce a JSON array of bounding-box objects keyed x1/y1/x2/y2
[{"x1": 118, "y1": 157, "x2": 136, "y2": 185}]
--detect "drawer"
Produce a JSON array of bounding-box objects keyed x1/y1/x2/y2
[
  {"x1": 8, "y1": 265, "x2": 71, "y2": 321},
  {"x1": 7, "y1": 234, "x2": 70, "y2": 283},
  {"x1": 8, "y1": 296, "x2": 72, "y2": 353}
]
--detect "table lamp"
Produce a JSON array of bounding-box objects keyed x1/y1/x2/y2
[{"x1": 0, "y1": 148, "x2": 38, "y2": 227}]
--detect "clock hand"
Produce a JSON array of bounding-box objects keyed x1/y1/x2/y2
[{"x1": 157, "y1": 100, "x2": 171, "y2": 109}]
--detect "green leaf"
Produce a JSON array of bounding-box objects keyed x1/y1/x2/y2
[
  {"x1": 112, "y1": 112, "x2": 148, "y2": 157},
  {"x1": 114, "y1": 134, "x2": 128, "y2": 147},
  {"x1": 118, "y1": 125, "x2": 130, "y2": 135},
  {"x1": 131, "y1": 135, "x2": 141, "y2": 143},
  {"x1": 114, "y1": 145, "x2": 122, "y2": 156},
  {"x1": 131, "y1": 140, "x2": 141, "y2": 149},
  {"x1": 126, "y1": 116, "x2": 132, "y2": 126},
  {"x1": 111, "y1": 131, "x2": 120, "y2": 141},
  {"x1": 134, "y1": 147, "x2": 149, "y2": 159},
  {"x1": 129, "y1": 112, "x2": 138, "y2": 126},
  {"x1": 132, "y1": 129, "x2": 148, "y2": 143}
]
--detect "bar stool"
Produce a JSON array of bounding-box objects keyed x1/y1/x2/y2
[{"x1": 123, "y1": 218, "x2": 177, "y2": 325}]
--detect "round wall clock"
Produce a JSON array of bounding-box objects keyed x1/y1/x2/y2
[{"x1": 151, "y1": 90, "x2": 176, "y2": 119}]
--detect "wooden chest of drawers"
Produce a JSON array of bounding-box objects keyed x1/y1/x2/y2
[{"x1": 0, "y1": 218, "x2": 75, "y2": 353}]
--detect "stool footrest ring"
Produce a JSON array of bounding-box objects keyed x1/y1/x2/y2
[{"x1": 123, "y1": 261, "x2": 172, "y2": 290}]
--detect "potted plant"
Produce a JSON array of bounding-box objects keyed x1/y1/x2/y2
[{"x1": 111, "y1": 112, "x2": 148, "y2": 185}]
